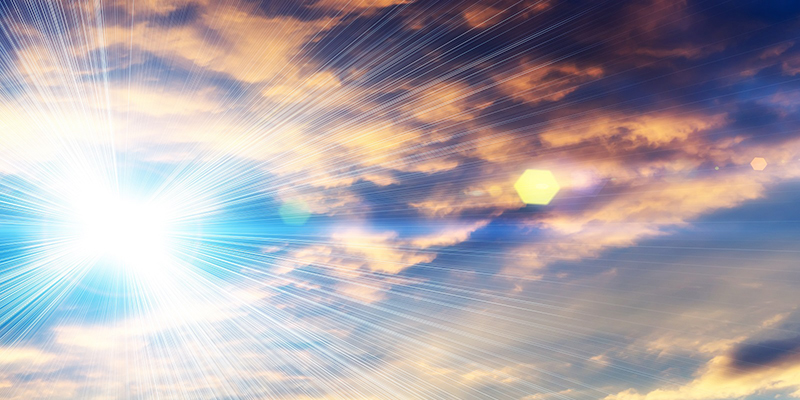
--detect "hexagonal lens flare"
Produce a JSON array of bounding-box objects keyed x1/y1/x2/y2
[
  {"x1": 514, "y1": 169, "x2": 560, "y2": 205},
  {"x1": 750, "y1": 157, "x2": 767, "y2": 171}
]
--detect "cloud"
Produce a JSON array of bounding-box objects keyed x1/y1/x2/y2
[
  {"x1": 497, "y1": 62, "x2": 604, "y2": 105},
  {"x1": 730, "y1": 336, "x2": 800, "y2": 372},
  {"x1": 605, "y1": 354, "x2": 800, "y2": 400},
  {"x1": 540, "y1": 113, "x2": 725, "y2": 149},
  {"x1": 271, "y1": 222, "x2": 487, "y2": 302},
  {"x1": 409, "y1": 220, "x2": 490, "y2": 248},
  {"x1": 0, "y1": 347, "x2": 55, "y2": 365}
]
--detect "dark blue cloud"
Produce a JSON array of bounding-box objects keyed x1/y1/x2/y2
[{"x1": 731, "y1": 336, "x2": 800, "y2": 370}]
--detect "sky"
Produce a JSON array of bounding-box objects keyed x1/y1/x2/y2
[{"x1": 0, "y1": 0, "x2": 800, "y2": 399}]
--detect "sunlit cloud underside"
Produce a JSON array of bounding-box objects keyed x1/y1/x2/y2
[{"x1": 1, "y1": 0, "x2": 800, "y2": 399}]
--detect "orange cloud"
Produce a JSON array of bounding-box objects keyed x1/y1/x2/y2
[
  {"x1": 540, "y1": 113, "x2": 725, "y2": 148},
  {"x1": 497, "y1": 62, "x2": 604, "y2": 104}
]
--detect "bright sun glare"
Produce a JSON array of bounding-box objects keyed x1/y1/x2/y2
[{"x1": 70, "y1": 189, "x2": 172, "y2": 270}]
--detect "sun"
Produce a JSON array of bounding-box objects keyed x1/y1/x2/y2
[{"x1": 68, "y1": 188, "x2": 173, "y2": 271}]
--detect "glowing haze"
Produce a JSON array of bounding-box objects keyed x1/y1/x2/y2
[{"x1": 1, "y1": 1, "x2": 800, "y2": 399}]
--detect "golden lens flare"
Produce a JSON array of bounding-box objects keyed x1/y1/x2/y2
[{"x1": 514, "y1": 169, "x2": 560, "y2": 205}]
